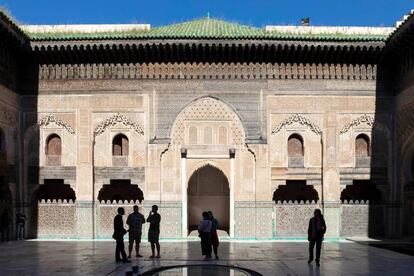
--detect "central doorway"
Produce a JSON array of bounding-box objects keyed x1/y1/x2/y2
[{"x1": 187, "y1": 165, "x2": 230, "y2": 235}]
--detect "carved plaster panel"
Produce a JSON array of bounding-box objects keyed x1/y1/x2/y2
[
  {"x1": 170, "y1": 97, "x2": 245, "y2": 146},
  {"x1": 94, "y1": 113, "x2": 144, "y2": 137},
  {"x1": 38, "y1": 114, "x2": 75, "y2": 134},
  {"x1": 271, "y1": 114, "x2": 322, "y2": 136}
]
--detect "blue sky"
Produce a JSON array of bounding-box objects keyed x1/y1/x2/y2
[{"x1": 0, "y1": 0, "x2": 413, "y2": 28}]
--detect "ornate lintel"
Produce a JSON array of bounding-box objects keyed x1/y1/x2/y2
[
  {"x1": 271, "y1": 114, "x2": 322, "y2": 136},
  {"x1": 93, "y1": 113, "x2": 144, "y2": 137},
  {"x1": 38, "y1": 114, "x2": 75, "y2": 134},
  {"x1": 339, "y1": 114, "x2": 374, "y2": 135}
]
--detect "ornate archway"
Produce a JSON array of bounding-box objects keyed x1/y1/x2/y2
[{"x1": 187, "y1": 164, "x2": 230, "y2": 235}]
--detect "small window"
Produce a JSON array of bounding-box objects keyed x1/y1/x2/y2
[
  {"x1": 112, "y1": 134, "x2": 129, "y2": 156},
  {"x1": 46, "y1": 134, "x2": 62, "y2": 156},
  {"x1": 218, "y1": 126, "x2": 228, "y2": 145},
  {"x1": 288, "y1": 134, "x2": 304, "y2": 157},
  {"x1": 203, "y1": 126, "x2": 213, "y2": 144},
  {"x1": 355, "y1": 134, "x2": 370, "y2": 157},
  {"x1": 188, "y1": 126, "x2": 198, "y2": 144}
]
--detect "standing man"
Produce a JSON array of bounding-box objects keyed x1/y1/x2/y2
[
  {"x1": 1, "y1": 209, "x2": 11, "y2": 242},
  {"x1": 146, "y1": 205, "x2": 161, "y2": 258},
  {"x1": 16, "y1": 210, "x2": 26, "y2": 240},
  {"x1": 307, "y1": 209, "x2": 327, "y2": 266},
  {"x1": 113, "y1": 207, "x2": 130, "y2": 263},
  {"x1": 126, "y1": 205, "x2": 145, "y2": 258}
]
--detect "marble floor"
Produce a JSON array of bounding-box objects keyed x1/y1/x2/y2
[{"x1": 0, "y1": 240, "x2": 414, "y2": 275}]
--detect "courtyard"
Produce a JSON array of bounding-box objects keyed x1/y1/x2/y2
[{"x1": 0, "y1": 240, "x2": 414, "y2": 275}]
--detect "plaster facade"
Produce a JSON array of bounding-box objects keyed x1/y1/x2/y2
[{"x1": 1, "y1": 12, "x2": 413, "y2": 240}]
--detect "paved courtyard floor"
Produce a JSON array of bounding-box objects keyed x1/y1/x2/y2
[{"x1": 0, "y1": 240, "x2": 414, "y2": 275}]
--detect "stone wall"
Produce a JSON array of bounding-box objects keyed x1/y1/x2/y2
[{"x1": 341, "y1": 201, "x2": 385, "y2": 237}]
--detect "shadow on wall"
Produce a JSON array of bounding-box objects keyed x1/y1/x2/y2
[
  {"x1": 98, "y1": 179, "x2": 144, "y2": 203},
  {"x1": 273, "y1": 180, "x2": 319, "y2": 202}
]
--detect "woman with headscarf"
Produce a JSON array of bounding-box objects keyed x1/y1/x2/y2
[
  {"x1": 307, "y1": 209, "x2": 326, "y2": 266},
  {"x1": 198, "y1": 211, "x2": 212, "y2": 260},
  {"x1": 208, "y1": 211, "x2": 220, "y2": 259}
]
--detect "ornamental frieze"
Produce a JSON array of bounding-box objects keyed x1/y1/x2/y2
[
  {"x1": 39, "y1": 62, "x2": 377, "y2": 81},
  {"x1": 339, "y1": 114, "x2": 374, "y2": 135},
  {"x1": 271, "y1": 114, "x2": 322, "y2": 136},
  {"x1": 93, "y1": 113, "x2": 144, "y2": 137},
  {"x1": 38, "y1": 114, "x2": 75, "y2": 134}
]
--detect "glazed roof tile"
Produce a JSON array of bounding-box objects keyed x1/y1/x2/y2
[{"x1": 26, "y1": 18, "x2": 390, "y2": 42}]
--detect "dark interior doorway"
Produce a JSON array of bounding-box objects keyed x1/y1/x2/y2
[{"x1": 187, "y1": 165, "x2": 229, "y2": 235}]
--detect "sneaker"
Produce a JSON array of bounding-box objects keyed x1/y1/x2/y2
[
  {"x1": 149, "y1": 255, "x2": 155, "y2": 258},
  {"x1": 156, "y1": 255, "x2": 160, "y2": 258},
  {"x1": 215, "y1": 255, "x2": 219, "y2": 260},
  {"x1": 316, "y1": 261, "x2": 320, "y2": 267},
  {"x1": 127, "y1": 255, "x2": 131, "y2": 259},
  {"x1": 136, "y1": 254, "x2": 143, "y2": 258},
  {"x1": 307, "y1": 259, "x2": 312, "y2": 264},
  {"x1": 123, "y1": 260, "x2": 131, "y2": 263}
]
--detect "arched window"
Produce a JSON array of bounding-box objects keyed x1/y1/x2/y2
[
  {"x1": 112, "y1": 134, "x2": 129, "y2": 156},
  {"x1": 188, "y1": 126, "x2": 198, "y2": 144},
  {"x1": 288, "y1": 134, "x2": 304, "y2": 156},
  {"x1": 355, "y1": 134, "x2": 370, "y2": 157},
  {"x1": 203, "y1": 126, "x2": 213, "y2": 144},
  {"x1": 288, "y1": 134, "x2": 304, "y2": 167},
  {"x1": 218, "y1": 126, "x2": 228, "y2": 145},
  {"x1": 46, "y1": 134, "x2": 62, "y2": 156}
]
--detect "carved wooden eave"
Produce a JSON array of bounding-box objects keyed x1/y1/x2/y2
[
  {"x1": 0, "y1": 13, "x2": 29, "y2": 50},
  {"x1": 30, "y1": 40, "x2": 386, "y2": 66}
]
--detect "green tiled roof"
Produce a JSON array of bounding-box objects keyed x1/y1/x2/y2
[{"x1": 27, "y1": 18, "x2": 388, "y2": 42}]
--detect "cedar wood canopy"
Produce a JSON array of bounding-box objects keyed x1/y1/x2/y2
[{"x1": 0, "y1": 10, "x2": 414, "y2": 84}]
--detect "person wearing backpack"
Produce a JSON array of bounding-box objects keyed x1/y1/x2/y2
[{"x1": 307, "y1": 209, "x2": 326, "y2": 266}]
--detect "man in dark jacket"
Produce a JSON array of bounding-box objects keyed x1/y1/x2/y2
[
  {"x1": 307, "y1": 209, "x2": 326, "y2": 266},
  {"x1": 113, "y1": 207, "x2": 130, "y2": 263}
]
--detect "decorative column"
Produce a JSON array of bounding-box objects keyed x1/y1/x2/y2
[
  {"x1": 229, "y1": 148, "x2": 236, "y2": 238},
  {"x1": 322, "y1": 112, "x2": 341, "y2": 239},
  {"x1": 181, "y1": 148, "x2": 187, "y2": 238}
]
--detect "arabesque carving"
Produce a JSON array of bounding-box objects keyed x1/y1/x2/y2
[
  {"x1": 170, "y1": 97, "x2": 245, "y2": 145},
  {"x1": 94, "y1": 113, "x2": 144, "y2": 137},
  {"x1": 339, "y1": 114, "x2": 374, "y2": 134},
  {"x1": 271, "y1": 114, "x2": 322, "y2": 136},
  {"x1": 38, "y1": 114, "x2": 75, "y2": 134}
]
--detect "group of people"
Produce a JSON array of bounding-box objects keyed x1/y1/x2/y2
[
  {"x1": 1, "y1": 209, "x2": 26, "y2": 242},
  {"x1": 198, "y1": 211, "x2": 220, "y2": 260},
  {"x1": 113, "y1": 205, "x2": 161, "y2": 263}
]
